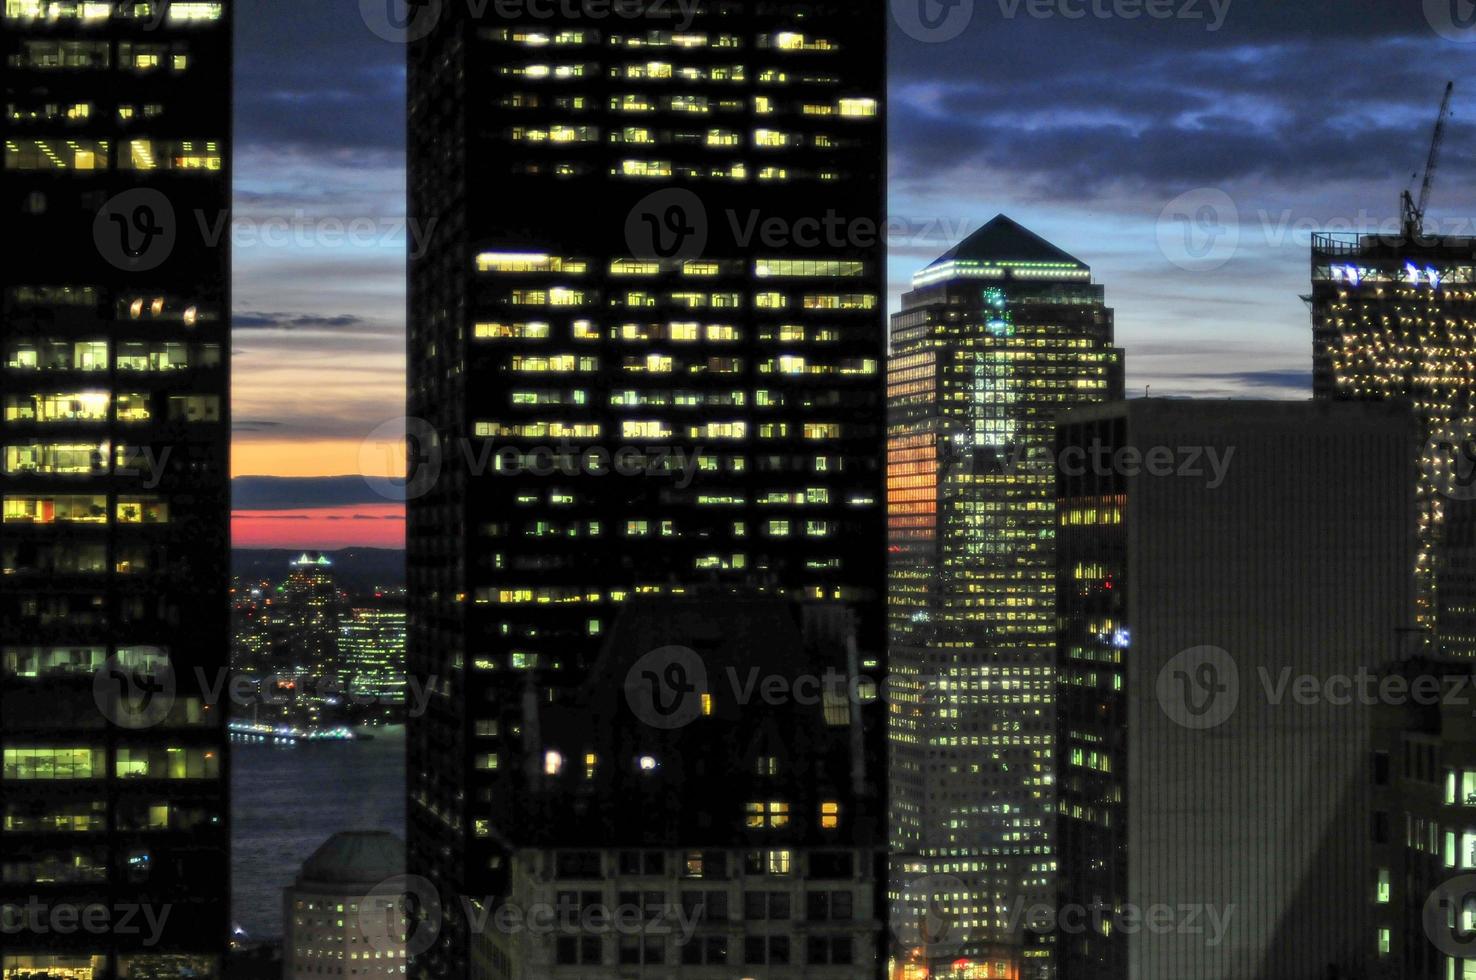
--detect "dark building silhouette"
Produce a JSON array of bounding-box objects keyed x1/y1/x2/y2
[
  {"x1": 1368, "y1": 657, "x2": 1476, "y2": 979},
  {"x1": 887, "y1": 215, "x2": 1122, "y2": 979},
  {"x1": 0, "y1": 2, "x2": 231, "y2": 980},
  {"x1": 1055, "y1": 400, "x2": 1417, "y2": 978},
  {"x1": 470, "y1": 594, "x2": 884, "y2": 977},
  {"x1": 1437, "y1": 500, "x2": 1476, "y2": 660},
  {"x1": 405, "y1": 3, "x2": 887, "y2": 977}
]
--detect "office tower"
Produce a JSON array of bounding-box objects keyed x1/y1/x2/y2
[
  {"x1": 406, "y1": 3, "x2": 886, "y2": 976},
  {"x1": 284, "y1": 832, "x2": 407, "y2": 980},
  {"x1": 0, "y1": 2, "x2": 231, "y2": 980},
  {"x1": 472, "y1": 594, "x2": 882, "y2": 978},
  {"x1": 1436, "y1": 500, "x2": 1476, "y2": 659},
  {"x1": 280, "y1": 553, "x2": 343, "y2": 681},
  {"x1": 1311, "y1": 231, "x2": 1476, "y2": 633},
  {"x1": 887, "y1": 215, "x2": 1123, "y2": 978},
  {"x1": 338, "y1": 595, "x2": 407, "y2": 720},
  {"x1": 230, "y1": 577, "x2": 275, "y2": 677},
  {"x1": 1055, "y1": 400, "x2": 1417, "y2": 978},
  {"x1": 1368, "y1": 657, "x2": 1476, "y2": 979}
]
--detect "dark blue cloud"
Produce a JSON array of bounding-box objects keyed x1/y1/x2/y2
[{"x1": 233, "y1": 475, "x2": 407, "y2": 509}]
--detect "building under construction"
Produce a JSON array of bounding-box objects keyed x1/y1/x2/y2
[{"x1": 1310, "y1": 82, "x2": 1476, "y2": 638}]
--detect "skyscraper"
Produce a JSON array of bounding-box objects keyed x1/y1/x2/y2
[
  {"x1": 1055, "y1": 400, "x2": 1417, "y2": 977},
  {"x1": 406, "y1": 3, "x2": 886, "y2": 976},
  {"x1": 887, "y1": 215, "x2": 1122, "y2": 978},
  {"x1": 338, "y1": 595, "x2": 407, "y2": 721},
  {"x1": 280, "y1": 552, "x2": 343, "y2": 682},
  {"x1": 1, "y1": 1, "x2": 231, "y2": 979},
  {"x1": 1311, "y1": 230, "x2": 1476, "y2": 634}
]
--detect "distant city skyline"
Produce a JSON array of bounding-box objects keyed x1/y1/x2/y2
[
  {"x1": 230, "y1": 1, "x2": 1475, "y2": 548},
  {"x1": 230, "y1": 1, "x2": 1476, "y2": 472}
]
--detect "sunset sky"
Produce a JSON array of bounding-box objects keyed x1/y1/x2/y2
[{"x1": 230, "y1": 0, "x2": 1476, "y2": 549}]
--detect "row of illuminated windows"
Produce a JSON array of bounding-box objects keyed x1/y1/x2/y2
[
  {"x1": 4, "y1": 0, "x2": 221, "y2": 22},
  {"x1": 2, "y1": 746, "x2": 217, "y2": 780},
  {"x1": 478, "y1": 321, "x2": 746, "y2": 342},
  {"x1": 470, "y1": 420, "x2": 848, "y2": 441},
  {"x1": 10, "y1": 40, "x2": 193, "y2": 72},
  {"x1": 4, "y1": 392, "x2": 219, "y2": 423},
  {"x1": 3, "y1": 441, "x2": 159, "y2": 476},
  {"x1": 1060, "y1": 506, "x2": 1123, "y2": 526},
  {"x1": 493, "y1": 75, "x2": 850, "y2": 115},
  {"x1": 4, "y1": 340, "x2": 222, "y2": 370},
  {"x1": 506, "y1": 159, "x2": 833, "y2": 182},
  {"x1": 509, "y1": 125, "x2": 866, "y2": 148},
  {"x1": 3, "y1": 644, "x2": 166, "y2": 678},
  {"x1": 2, "y1": 800, "x2": 215, "y2": 832},
  {"x1": 2, "y1": 494, "x2": 167, "y2": 523},
  {"x1": 497, "y1": 290, "x2": 876, "y2": 310},
  {"x1": 614, "y1": 61, "x2": 747, "y2": 81},
  {"x1": 5, "y1": 138, "x2": 220, "y2": 172},
  {"x1": 466, "y1": 452, "x2": 858, "y2": 487},
  {"x1": 479, "y1": 257, "x2": 866, "y2": 279},
  {"x1": 490, "y1": 27, "x2": 793, "y2": 51},
  {"x1": 1067, "y1": 747, "x2": 1114, "y2": 773}
]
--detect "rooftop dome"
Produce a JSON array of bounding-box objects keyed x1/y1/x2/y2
[{"x1": 298, "y1": 831, "x2": 404, "y2": 886}]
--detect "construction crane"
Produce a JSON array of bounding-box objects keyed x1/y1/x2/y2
[{"x1": 1402, "y1": 80, "x2": 1455, "y2": 241}]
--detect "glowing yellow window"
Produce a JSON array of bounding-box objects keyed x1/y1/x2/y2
[
  {"x1": 821, "y1": 802, "x2": 840, "y2": 829},
  {"x1": 127, "y1": 140, "x2": 157, "y2": 170},
  {"x1": 116, "y1": 497, "x2": 167, "y2": 524},
  {"x1": 744, "y1": 801, "x2": 790, "y2": 828}
]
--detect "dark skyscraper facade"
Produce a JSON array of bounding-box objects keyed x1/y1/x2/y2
[
  {"x1": 1055, "y1": 400, "x2": 1416, "y2": 978},
  {"x1": 887, "y1": 216, "x2": 1122, "y2": 979},
  {"x1": 406, "y1": 3, "x2": 885, "y2": 975},
  {"x1": 1, "y1": 2, "x2": 232, "y2": 979}
]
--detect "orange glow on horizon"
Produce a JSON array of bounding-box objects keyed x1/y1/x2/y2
[{"x1": 232, "y1": 438, "x2": 405, "y2": 479}]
